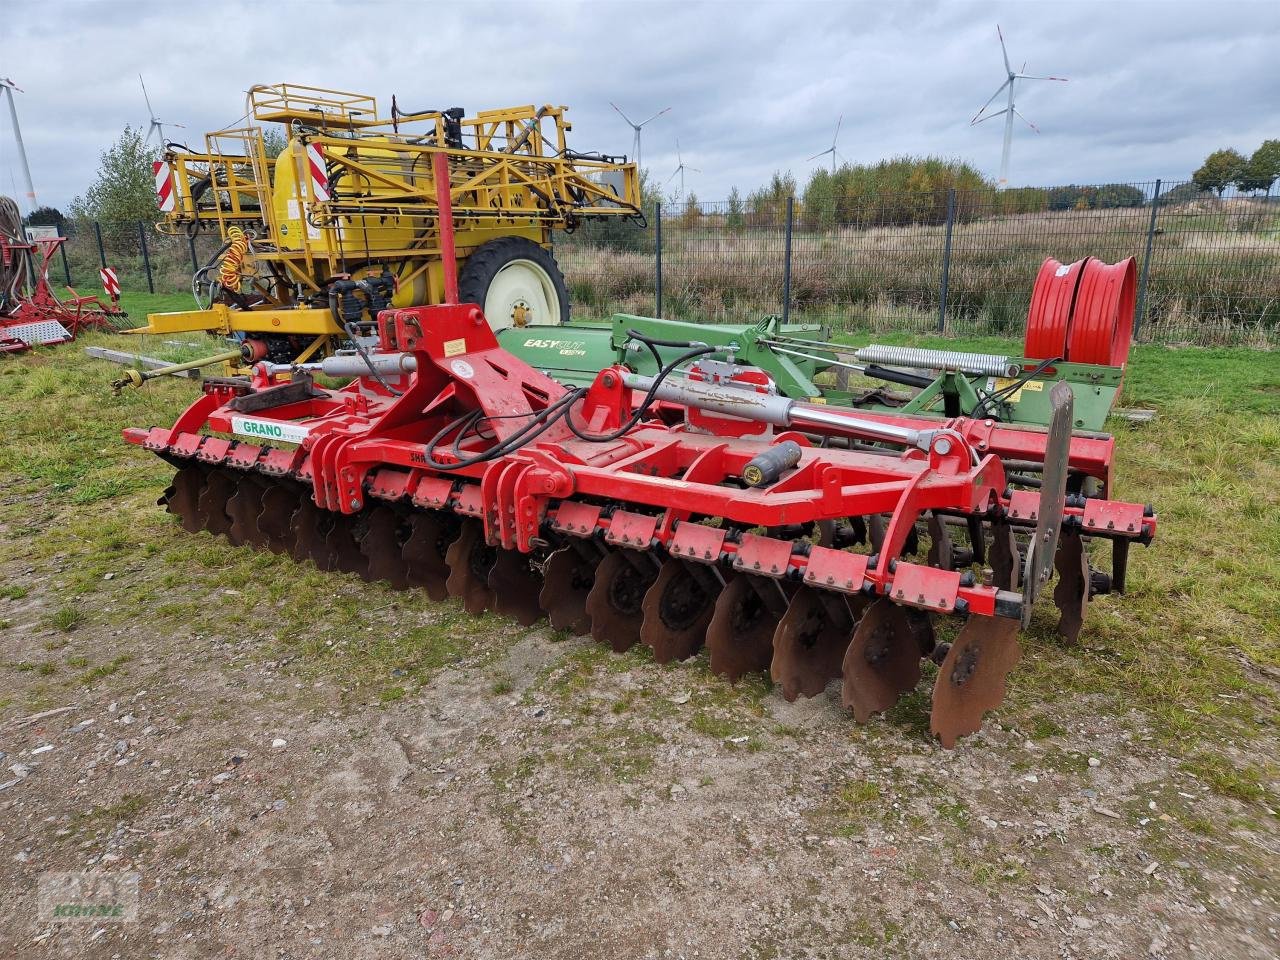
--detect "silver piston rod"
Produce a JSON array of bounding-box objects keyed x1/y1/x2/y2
[{"x1": 266, "y1": 353, "x2": 418, "y2": 378}]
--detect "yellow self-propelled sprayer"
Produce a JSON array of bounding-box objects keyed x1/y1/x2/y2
[{"x1": 124, "y1": 83, "x2": 641, "y2": 374}]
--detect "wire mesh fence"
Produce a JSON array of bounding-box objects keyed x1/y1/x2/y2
[{"x1": 55, "y1": 178, "x2": 1280, "y2": 345}]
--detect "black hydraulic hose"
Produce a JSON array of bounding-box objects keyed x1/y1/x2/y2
[{"x1": 862, "y1": 363, "x2": 934, "y2": 389}]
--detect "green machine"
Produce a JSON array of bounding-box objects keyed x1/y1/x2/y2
[{"x1": 496, "y1": 314, "x2": 1125, "y2": 432}]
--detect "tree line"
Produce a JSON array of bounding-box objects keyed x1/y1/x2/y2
[{"x1": 1192, "y1": 141, "x2": 1280, "y2": 196}]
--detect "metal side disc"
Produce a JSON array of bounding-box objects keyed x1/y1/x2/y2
[
  {"x1": 639, "y1": 558, "x2": 719, "y2": 664},
  {"x1": 197, "y1": 470, "x2": 238, "y2": 539},
  {"x1": 929, "y1": 615, "x2": 1022, "y2": 748},
  {"x1": 770, "y1": 586, "x2": 855, "y2": 702},
  {"x1": 1022, "y1": 381, "x2": 1074, "y2": 626},
  {"x1": 327, "y1": 512, "x2": 371, "y2": 579},
  {"x1": 225, "y1": 474, "x2": 270, "y2": 549},
  {"x1": 488, "y1": 549, "x2": 546, "y2": 627},
  {"x1": 360, "y1": 506, "x2": 410, "y2": 589},
  {"x1": 291, "y1": 499, "x2": 338, "y2": 572},
  {"x1": 706, "y1": 575, "x2": 784, "y2": 682},
  {"x1": 164, "y1": 466, "x2": 207, "y2": 534},
  {"x1": 257, "y1": 483, "x2": 301, "y2": 555},
  {"x1": 539, "y1": 546, "x2": 594, "y2": 635},
  {"x1": 988, "y1": 517, "x2": 1020, "y2": 591},
  {"x1": 402, "y1": 512, "x2": 454, "y2": 602},
  {"x1": 444, "y1": 519, "x2": 496, "y2": 615},
  {"x1": 584, "y1": 550, "x2": 655, "y2": 652},
  {"x1": 841, "y1": 598, "x2": 924, "y2": 723},
  {"x1": 1052, "y1": 529, "x2": 1089, "y2": 645}
]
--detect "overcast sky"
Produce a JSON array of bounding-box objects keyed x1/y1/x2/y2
[{"x1": 3, "y1": 0, "x2": 1278, "y2": 213}]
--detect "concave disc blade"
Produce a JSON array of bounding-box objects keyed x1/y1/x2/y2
[
  {"x1": 707, "y1": 575, "x2": 784, "y2": 682},
  {"x1": 539, "y1": 545, "x2": 595, "y2": 635},
  {"x1": 164, "y1": 466, "x2": 207, "y2": 534},
  {"x1": 444, "y1": 519, "x2": 496, "y2": 615},
  {"x1": 488, "y1": 548, "x2": 545, "y2": 627},
  {"x1": 402, "y1": 511, "x2": 454, "y2": 602},
  {"x1": 291, "y1": 498, "x2": 338, "y2": 571},
  {"x1": 226, "y1": 474, "x2": 270, "y2": 548},
  {"x1": 258, "y1": 483, "x2": 302, "y2": 555},
  {"x1": 639, "y1": 558, "x2": 719, "y2": 664},
  {"x1": 929, "y1": 615, "x2": 1022, "y2": 748},
  {"x1": 1052, "y1": 529, "x2": 1088, "y2": 645},
  {"x1": 841, "y1": 598, "x2": 924, "y2": 723},
  {"x1": 360, "y1": 505, "x2": 410, "y2": 589},
  {"x1": 585, "y1": 550, "x2": 655, "y2": 652},
  {"x1": 197, "y1": 469, "x2": 238, "y2": 539},
  {"x1": 328, "y1": 512, "x2": 371, "y2": 579},
  {"x1": 988, "y1": 517, "x2": 1019, "y2": 591},
  {"x1": 770, "y1": 586, "x2": 855, "y2": 702}
]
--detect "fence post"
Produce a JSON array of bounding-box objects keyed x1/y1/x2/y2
[
  {"x1": 938, "y1": 189, "x2": 956, "y2": 333},
  {"x1": 188, "y1": 233, "x2": 199, "y2": 273},
  {"x1": 654, "y1": 200, "x2": 662, "y2": 318},
  {"x1": 1135, "y1": 178, "x2": 1162, "y2": 338},
  {"x1": 93, "y1": 220, "x2": 106, "y2": 269},
  {"x1": 137, "y1": 221, "x2": 155, "y2": 294},
  {"x1": 782, "y1": 197, "x2": 794, "y2": 323},
  {"x1": 59, "y1": 241, "x2": 71, "y2": 285}
]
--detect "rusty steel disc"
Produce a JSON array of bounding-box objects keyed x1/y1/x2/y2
[
  {"x1": 225, "y1": 474, "x2": 270, "y2": 548},
  {"x1": 488, "y1": 548, "x2": 546, "y2": 627},
  {"x1": 360, "y1": 505, "x2": 410, "y2": 589},
  {"x1": 327, "y1": 512, "x2": 371, "y2": 579},
  {"x1": 584, "y1": 549, "x2": 656, "y2": 652},
  {"x1": 929, "y1": 615, "x2": 1022, "y2": 748},
  {"x1": 639, "y1": 558, "x2": 719, "y2": 664},
  {"x1": 1052, "y1": 528, "x2": 1088, "y2": 645},
  {"x1": 291, "y1": 498, "x2": 338, "y2": 571},
  {"x1": 164, "y1": 466, "x2": 207, "y2": 534},
  {"x1": 770, "y1": 586, "x2": 858, "y2": 702},
  {"x1": 539, "y1": 545, "x2": 595, "y2": 635},
  {"x1": 196, "y1": 469, "x2": 238, "y2": 538},
  {"x1": 402, "y1": 511, "x2": 454, "y2": 602},
  {"x1": 706, "y1": 575, "x2": 786, "y2": 682},
  {"x1": 257, "y1": 483, "x2": 301, "y2": 555},
  {"x1": 444, "y1": 519, "x2": 496, "y2": 615},
  {"x1": 840, "y1": 598, "x2": 923, "y2": 723}
]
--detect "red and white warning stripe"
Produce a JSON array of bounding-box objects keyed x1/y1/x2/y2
[
  {"x1": 305, "y1": 142, "x2": 330, "y2": 202},
  {"x1": 153, "y1": 160, "x2": 175, "y2": 212},
  {"x1": 100, "y1": 267, "x2": 120, "y2": 300}
]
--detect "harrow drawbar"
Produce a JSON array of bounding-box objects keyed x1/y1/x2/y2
[{"x1": 124, "y1": 302, "x2": 1156, "y2": 747}]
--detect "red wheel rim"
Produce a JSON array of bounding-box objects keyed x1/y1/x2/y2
[
  {"x1": 1066, "y1": 257, "x2": 1136, "y2": 366},
  {"x1": 1024, "y1": 257, "x2": 1085, "y2": 360}
]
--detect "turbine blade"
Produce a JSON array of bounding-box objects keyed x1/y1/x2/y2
[
  {"x1": 806, "y1": 148, "x2": 833, "y2": 162},
  {"x1": 1012, "y1": 108, "x2": 1040, "y2": 132},
  {"x1": 610, "y1": 101, "x2": 637, "y2": 127},
  {"x1": 1017, "y1": 74, "x2": 1069, "y2": 82},
  {"x1": 639, "y1": 106, "x2": 672, "y2": 127},
  {"x1": 140, "y1": 74, "x2": 155, "y2": 116},
  {"x1": 970, "y1": 80, "x2": 1012, "y2": 124},
  {"x1": 832, "y1": 113, "x2": 843, "y2": 147},
  {"x1": 973, "y1": 108, "x2": 1009, "y2": 125},
  {"x1": 997, "y1": 24, "x2": 1012, "y2": 75},
  {"x1": 667, "y1": 167, "x2": 680, "y2": 184}
]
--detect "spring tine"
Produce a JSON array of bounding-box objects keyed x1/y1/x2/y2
[
  {"x1": 226, "y1": 474, "x2": 270, "y2": 548},
  {"x1": 988, "y1": 517, "x2": 1019, "y2": 590},
  {"x1": 327, "y1": 513, "x2": 371, "y2": 579},
  {"x1": 488, "y1": 549, "x2": 545, "y2": 627},
  {"x1": 926, "y1": 513, "x2": 953, "y2": 570},
  {"x1": 291, "y1": 498, "x2": 338, "y2": 571},
  {"x1": 706, "y1": 574, "x2": 787, "y2": 682},
  {"x1": 1052, "y1": 528, "x2": 1089, "y2": 645},
  {"x1": 444, "y1": 518, "x2": 496, "y2": 615},
  {"x1": 257, "y1": 483, "x2": 301, "y2": 555},
  {"x1": 929, "y1": 614, "x2": 1021, "y2": 748},
  {"x1": 841, "y1": 599, "x2": 924, "y2": 722},
  {"x1": 770, "y1": 586, "x2": 857, "y2": 701},
  {"x1": 163, "y1": 466, "x2": 207, "y2": 533},
  {"x1": 966, "y1": 515, "x2": 986, "y2": 566},
  {"x1": 867, "y1": 514, "x2": 887, "y2": 552},
  {"x1": 361, "y1": 505, "x2": 410, "y2": 589},
  {"x1": 1111, "y1": 538, "x2": 1130, "y2": 594},
  {"x1": 639, "y1": 557, "x2": 721, "y2": 664},
  {"x1": 584, "y1": 549, "x2": 655, "y2": 652},
  {"x1": 539, "y1": 544, "x2": 595, "y2": 635},
  {"x1": 197, "y1": 469, "x2": 237, "y2": 538},
  {"x1": 402, "y1": 511, "x2": 453, "y2": 602}
]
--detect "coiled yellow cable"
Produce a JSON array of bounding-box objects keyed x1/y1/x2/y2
[{"x1": 218, "y1": 226, "x2": 249, "y2": 291}]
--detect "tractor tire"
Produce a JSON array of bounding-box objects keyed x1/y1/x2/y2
[{"x1": 458, "y1": 237, "x2": 569, "y2": 331}]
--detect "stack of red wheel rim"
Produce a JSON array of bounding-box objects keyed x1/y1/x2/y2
[{"x1": 1024, "y1": 256, "x2": 1137, "y2": 367}]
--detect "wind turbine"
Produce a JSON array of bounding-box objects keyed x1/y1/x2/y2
[
  {"x1": 609, "y1": 101, "x2": 671, "y2": 170},
  {"x1": 140, "y1": 74, "x2": 183, "y2": 146},
  {"x1": 666, "y1": 139, "x2": 700, "y2": 199},
  {"x1": 0, "y1": 78, "x2": 36, "y2": 212},
  {"x1": 806, "y1": 114, "x2": 843, "y2": 174},
  {"x1": 970, "y1": 25, "x2": 1067, "y2": 187}
]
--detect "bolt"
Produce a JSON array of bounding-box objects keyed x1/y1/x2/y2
[{"x1": 349, "y1": 498, "x2": 360, "y2": 510}]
